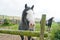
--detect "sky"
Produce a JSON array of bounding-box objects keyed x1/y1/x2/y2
[{"x1": 0, "y1": 0, "x2": 60, "y2": 22}]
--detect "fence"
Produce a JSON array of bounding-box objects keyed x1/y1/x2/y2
[
  {"x1": 0, "y1": 14, "x2": 47, "y2": 40},
  {"x1": 0, "y1": 15, "x2": 20, "y2": 24}
]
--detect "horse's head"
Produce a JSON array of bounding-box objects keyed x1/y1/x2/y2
[{"x1": 22, "y1": 4, "x2": 35, "y2": 28}]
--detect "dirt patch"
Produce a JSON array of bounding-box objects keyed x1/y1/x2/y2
[{"x1": 0, "y1": 34, "x2": 21, "y2": 40}]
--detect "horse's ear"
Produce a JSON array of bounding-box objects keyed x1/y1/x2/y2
[
  {"x1": 25, "y1": 4, "x2": 27, "y2": 8},
  {"x1": 31, "y1": 5, "x2": 34, "y2": 9}
]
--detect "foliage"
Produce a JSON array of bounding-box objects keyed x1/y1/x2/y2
[
  {"x1": 57, "y1": 22, "x2": 60, "y2": 26},
  {"x1": 3, "y1": 19, "x2": 10, "y2": 25},
  {"x1": 54, "y1": 30, "x2": 60, "y2": 40},
  {"x1": 35, "y1": 23, "x2": 40, "y2": 31},
  {"x1": 51, "y1": 29, "x2": 60, "y2": 40},
  {"x1": 50, "y1": 22, "x2": 60, "y2": 40},
  {"x1": 2, "y1": 19, "x2": 14, "y2": 26}
]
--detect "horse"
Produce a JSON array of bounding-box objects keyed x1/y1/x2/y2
[
  {"x1": 18, "y1": 4, "x2": 35, "y2": 40},
  {"x1": 40, "y1": 17, "x2": 54, "y2": 32},
  {"x1": 46, "y1": 17, "x2": 54, "y2": 32}
]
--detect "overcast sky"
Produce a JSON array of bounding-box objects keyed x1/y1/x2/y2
[{"x1": 0, "y1": 0, "x2": 60, "y2": 22}]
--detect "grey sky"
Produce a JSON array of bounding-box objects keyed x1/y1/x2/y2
[{"x1": 0, "y1": 0, "x2": 60, "y2": 22}]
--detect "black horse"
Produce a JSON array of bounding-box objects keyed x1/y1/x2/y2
[
  {"x1": 40, "y1": 17, "x2": 54, "y2": 31},
  {"x1": 19, "y1": 4, "x2": 35, "y2": 40},
  {"x1": 46, "y1": 17, "x2": 54, "y2": 31}
]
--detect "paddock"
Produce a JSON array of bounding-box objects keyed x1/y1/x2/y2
[{"x1": 0, "y1": 14, "x2": 48, "y2": 40}]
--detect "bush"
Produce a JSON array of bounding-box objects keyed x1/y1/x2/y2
[
  {"x1": 2, "y1": 19, "x2": 11, "y2": 26},
  {"x1": 4, "y1": 19, "x2": 9, "y2": 25},
  {"x1": 50, "y1": 22, "x2": 60, "y2": 40},
  {"x1": 51, "y1": 29, "x2": 60, "y2": 40},
  {"x1": 53, "y1": 30, "x2": 60, "y2": 40}
]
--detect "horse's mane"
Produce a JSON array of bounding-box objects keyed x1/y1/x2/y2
[
  {"x1": 22, "y1": 10, "x2": 27, "y2": 25},
  {"x1": 22, "y1": 6, "x2": 31, "y2": 24},
  {"x1": 22, "y1": 8, "x2": 30, "y2": 25}
]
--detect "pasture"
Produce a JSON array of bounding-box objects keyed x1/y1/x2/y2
[
  {"x1": 0, "y1": 15, "x2": 60, "y2": 40},
  {"x1": 0, "y1": 22, "x2": 40, "y2": 40},
  {"x1": 0, "y1": 22, "x2": 60, "y2": 40}
]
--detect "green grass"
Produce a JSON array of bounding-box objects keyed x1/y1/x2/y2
[
  {"x1": 0, "y1": 23, "x2": 40, "y2": 31},
  {"x1": 0, "y1": 23, "x2": 41, "y2": 40},
  {"x1": 35, "y1": 23, "x2": 40, "y2": 31},
  {"x1": 0, "y1": 22, "x2": 59, "y2": 31},
  {"x1": 10, "y1": 24, "x2": 18, "y2": 30},
  {"x1": 0, "y1": 22, "x2": 60, "y2": 40}
]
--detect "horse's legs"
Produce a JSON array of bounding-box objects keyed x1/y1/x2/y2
[
  {"x1": 28, "y1": 36, "x2": 35, "y2": 40},
  {"x1": 20, "y1": 35, "x2": 24, "y2": 40},
  {"x1": 28, "y1": 28, "x2": 35, "y2": 40},
  {"x1": 28, "y1": 36, "x2": 31, "y2": 40}
]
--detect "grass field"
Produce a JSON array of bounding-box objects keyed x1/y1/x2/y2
[
  {"x1": 0, "y1": 22, "x2": 59, "y2": 31},
  {"x1": 0, "y1": 22, "x2": 40, "y2": 31},
  {"x1": 0, "y1": 22, "x2": 60, "y2": 40}
]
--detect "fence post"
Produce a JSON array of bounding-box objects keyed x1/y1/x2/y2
[{"x1": 40, "y1": 14, "x2": 46, "y2": 40}]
